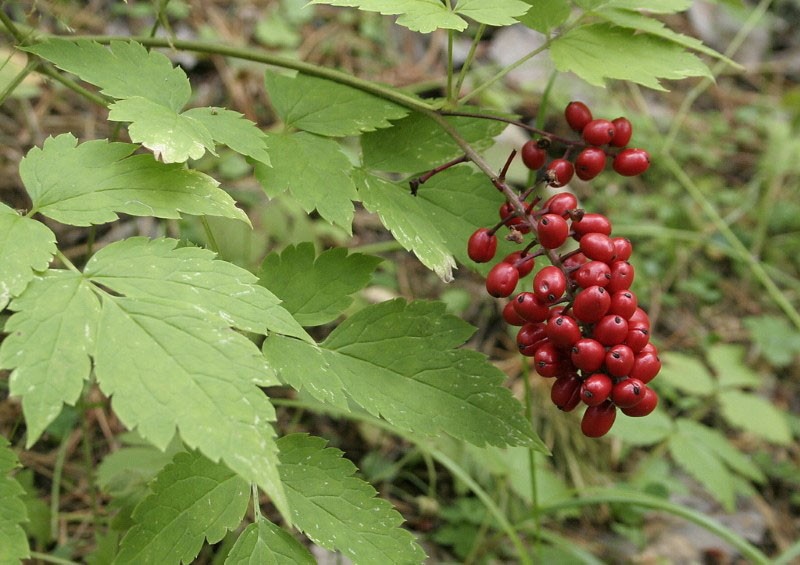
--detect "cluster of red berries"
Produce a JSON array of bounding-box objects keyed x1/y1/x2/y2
[
  {"x1": 465, "y1": 102, "x2": 660, "y2": 438},
  {"x1": 520, "y1": 101, "x2": 650, "y2": 186}
]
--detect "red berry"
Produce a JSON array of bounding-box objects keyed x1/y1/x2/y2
[
  {"x1": 629, "y1": 350, "x2": 661, "y2": 383},
  {"x1": 570, "y1": 338, "x2": 606, "y2": 373},
  {"x1": 581, "y1": 373, "x2": 613, "y2": 406},
  {"x1": 582, "y1": 119, "x2": 616, "y2": 146},
  {"x1": 611, "y1": 377, "x2": 646, "y2": 408},
  {"x1": 533, "y1": 266, "x2": 567, "y2": 304},
  {"x1": 572, "y1": 213, "x2": 612, "y2": 238},
  {"x1": 624, "y1": 326, "x2": 650, "y2": 353},
  {"x1": 593, "y1": 315, "x2": 629, "y2": 346},
  {"x1": 573, "y1": 261, "x2": 611, "y2": 289},
  {"x1": 544, "y1": 192, "x2": 578, "y2": 217},
  {"x1": 546, "y1": 159, "x2": 575, "y2": 187},
  {"x1": 502, "y1": 301, "x2": 527, "y2": 326},
  {"x1": 604, "y1": 344, "x2": 636, "y2": 377},
  {"x1": 468, "y1": 228, "x2": 498, "y2": 263},
  {"x1": 533, "y1": 341, "x2": 564, "y2": 378},
  {"x1": 611, "y1": 237, "x2": 633, "y2": 262},
  {"x1": 537, "y1": 214, "x2": 570, "y2": 249},
  {"x1": 609, "y1": 290, "x2": 638, "y2": 319},
  {"x1": 621, "y1": 386, "x2": 658, "y2": 416},
  {"x1": 572, "y1": 285, "x2": 611, "y2": 323},
  {"x1": 628, "y1": 307, "x2": 651, "y2": 330},
  {"x1": 546, "y1": 315, "x2": 582, "y2": 348},
  {"x1": 517, "y1": 322, "x2": 548, "y2": 356},
  {"x1": 521, "y1": 140, "x2": 547, "y2": 170},
  {"x1": 513, "y1": 292, "x2": 550, "y2": 323},
  {"x1": 551, "y1": 374, "x2": 583, "y2": 412},
  {"x1": 486, "y1": 262, "x2": 519, "y2": 297},
  {"x1": 607, "y1": 261, "x2": 635, "y2": 293},
  {"x1": 562, "y1": 251, "x2": 588, "y2": 272},
  {"x1": 610, "y1": 117, "x2": 633, "y2": 147},
  {"x1": 565, "y1": 101, "x2": 593, "y2": 132},
  {"x1": 503, "y1": 251, "x2": 535, "y2": 278},
  {"x1": 581, "y1": 400, "x2": 617, "y2": 437},
  {"x1": 579, "y1": 232, "x2": 617, "y2": 264},
  {"x1": 498, "y1": 201, "x2": 523, "y2": 229},
  {"x1": 613, "y1": 148, "x2": 650, "y2": 176},
  {"x1": 574, "y1": 147, "x2": 607, "y2": 181}
]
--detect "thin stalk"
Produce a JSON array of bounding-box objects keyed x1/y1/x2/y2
[
  {"x1": 446, "y1": 28, "x2": 455, "y2": 103},
  {"x1": 50, "y1": 433, "x2": 71, "y2": 541},
  {"x1": 199, "y1": 216, "x2": 220, "y2": 254},
  {"x1": 79, "y1": 398, "x2": 100, "y2": 544},
  {"x1": 54, "y1": 250, "x2": 82, "y2": 274},
  {"x1": 28, "y1": 552, "x2": 81, "y2": 565},
  {"x1": 520, "y1": 361, "x2": 542, "y2": 560},
  {"x1": 251, "y1": 483, "x2": 263, "y2": 520},
  {"x1": 454, "y1": 24, "x2": 486, "y2": 99},
  {"x1": 0, "y1": 58, "x2": 37, "y2": 105},
  {"x1": 346, "y1": 240, "x2": 404, "y2": 255},
  {"x1": 775, "y1": 538, "x2": 800, "y2": 565}
]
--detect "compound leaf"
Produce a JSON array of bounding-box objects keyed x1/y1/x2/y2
[
  {"x1": 718, "y1": 390, "x2": 792, "y2": 445},
  {"x1": 115, "y1": 451, "x2": 249, "y2": 564},
  {"x1": 0, "y1": 271, "x2": 101, "y2": 445},
  {"x1": 0, "y1": 437, "x2": 29, "y2": 564},
  {"x1": 254, "y1": 132, "x2": 357, "y2": 232},
  {"x1": 21, "y1": 134, "x2": 248, "y2": 226},
  {"x1": 84, "y1": 237, "x2": 309, "y2": 341},
  {"x1": 677, "y1": 420, "x2": 764, "y2": 483},
  {"x1": 264, "y1": 71, "x2": 409, "y2": 137},
  {"x1": 225, "y1": 521, "x2": 315, "y2": 565},
  {"x1": 549, "y1": 23, "x2": 711, "y2": 90},
  {"x1": 707, "y1": 344, "x2": 760, "y2": 389},
  {"x1": 657, "y1": 352, "x2": 714, "y2": 396},
  {"x1": 263, "y1": 299, "x2": 537, "y2": 447},
  {"x1": 454, "y1": 0, "x2": 531, "y2": 27},
  {"x1": 0, "y1": 202, "x2": 56, "y2": 310},
  {"x1": 25, "y1": 39, "x2": 190, "y2": 110},
  {"x1": 309, "y1": 0, "x2": 466, "y2": 32},
  {"x1": 744, "y1": 315, "x2": 800, "y2": 368},
  {"x1": 258, "y1": 243, "x2": 382, "y2": 326},
  {"x1": 517, "y1": 0, "x2": 570, "y2": 33},
  {"x1": 182, "y1": 107, "x2": 272, "y2": 165},
  {"x1": 278, "y1": 434, "x2": 426, "y2": 564}
]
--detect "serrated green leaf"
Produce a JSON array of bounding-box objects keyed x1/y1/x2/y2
[
  {"x1": 264, "y1": 71, "x2": 410, "y2": 137},
  {"x1": 254, "y1": 132, "x2": 357, "y2": 232},
  {"x1": 97, "y1": 436, "x2": 184, "y2": 499},
  {"x1": 517, "y1": 0, "x2": 570, "y2": 33},
  {"x1": 278, "y1": 434, "x2": 426, "y2": 564},
  {"x1": 309, "y1": 0, "x2": 466, "y2": 32},
  {"x1": 677, "y1": 420, "x2": 764, "y2": 484},
  {"x1": 84, "y1": 237, "x2": 310, "y2": 341},
  {"x1": 258, "y1": 243, "x2": 382, "y2": 326},
  {"x1": 0, "y1": 203, "x2": 56, "y2": 309},
  {"x1": 608, "y1": 408, "x2": 673, "y2": 446},
  {"x1": 549, "y1": 24, "x2": 711, "y2": 90},
  {"x1": 108, "y1": 97, "x2": 216, "y2": 163},
  {"x1": 361, "y1": 112, "x2": 506, "y2": 173},
  {"x1": 601, "y1": 0, "x2": 692, "y2": 13},
  {"x1": 706, "y1": 344, "x2": 761, "y2": 389},
  {"x1": 0, "y1": 437, "x2": 30, "y2": 564},
  {"x1": 718, "y1": 390, "x2": 792, "y2": 445},
  {"x1": 263, "y1": 299, "x2": 537, "y2": 447},
  {"x1": 669, "y1": 421, "x2": 735, "y2": 511},
  {"x1": 21, "y1": 134, "x2": 248, "y2": 226},
  {"x1": 658, "y1": 352, "x2": 715, "y2": 395},
  {"x1": 115, "y1": 451, "x2": 249, "y2": 564},
  {"x1": 356, "y1": 171, "x2": 456, "y2": 282},
  {"x1": 454, "y1": 0, "x2": 531, "y2": 26},
  {"x1": 182, "y1": 107, "x2": 271, "y2": 164},
  {"x1": 93, "y1": 297, "x2": 289, "y2": 519},
  {"x1": 225, "y1": 521, "x2": 315, "y2": 565},
  {"x1": 0, "y1": 271, "x2": 101, "y2": 445},
  {"x1": 743, "y1": 315, "x2": 800, "y2": 368}
]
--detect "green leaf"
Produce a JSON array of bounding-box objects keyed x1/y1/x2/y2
[
  {"x1": 0, "y1": 202, "x2": 56, "y2": 309},
  {"x1": 361, "y1": 112, "x2": 506, "y2": 173},
  {"x1": 0, "y1": 437, "x2": 30, "y2": 564},
  {"x1": 718, "y1": 390, "x2": 792, "y2": 445},
  {"x1": 25, "y1": 39, "x2": 190, "y2": 110},
  {"x1": 743, "y1": 315, "x2": 800, "y2": 368},
  {"x1": 706, "y1": 344, "x2": 761, "y2": 389},
  {"x1": 356, "y1": 171, "x2": 456, "y2": 282},
  {"x1": 182, "y1": 107, "x2": 272, "y2": 165},
  {"x1": 264, "y1": 71, "x2": 410, "y2": 137},
  {"x1": 454, "y1": 0, "x2": 531, "y2": 27},
  {"x1": 677, "y1": 420, "x2": 764, "y2": 484},
  {"x1": 658, "y1": 352, "x2": 715, "y2": 396},
  {"x1": 97, "y1": 435, "x2": 184, "y2": 500},
  {"x1": 608, "y1": 408, "x2": 673, "y2": 446},
  {"x1": 254, "y1": 132, "x2": 357, "y2": 232},
  {"x1": 598, "y1": 0, "x2": 692, "y2": 13},
  {"x1": 549, "y1": 23, "x2": 711, "y2": 90},
  {"x1": 225, "y1": 521, "x2": 315, "y2": 565},
  {"x1": 108, "y1": 97, "x2": 216, "y2": 163},
  {"x1": 277, "y1": 434, "x2": 426, "y2": 564},
  {"x1": 1, "y1": 271, "x2": 101, "y2": 445},
  {"x1": 517, "y1": 0, "x2": 570, "y2": 33},
  {"x1": 84, "y1": 237, "x2": 309, "y2": 341},
  {"x1": 263, "y1": 299, "x2": 537, "y2": 447},
  {"x1": 21, "y1": 134, "x2": 249, "y2": 226},
  {"x1": 257, "y1": 243, "x2": 382, "y2": 326},
  {"x1": 115, "y1": 451, "x2": 249, "y2": 564},
  {"x1": 309, "y1": 0, "x2": 466, "y2": 33}
]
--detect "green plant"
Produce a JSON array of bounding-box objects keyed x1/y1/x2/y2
[{"x1": 0, "y1": 1, "x2": 796, "y2": 563}]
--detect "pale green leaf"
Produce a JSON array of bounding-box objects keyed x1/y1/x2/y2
[
  {"x1": 549, "y1": 24, "x2": 711, "y2": 90},
  {"x1": 21, "y1": 134, "x2": 249, "y2": 226},
  {"x1": 254, "y1": 132, "x2": 357, "y2": 232},
  {"x1": 84, "y1": 237, "x2": 310, "y2": 341},
  {"x1": 258, "y1": 243, "x2": 382, "y2": 326},
  {"x1": 601, "y1": 0, "x2": 692, "y2": 13},
  {"x1": 225, "y1": 521, "x2": 315, "y2": 565},
  {"x1": 658, "y1": 352, "x2": 715, "y2": 395},
  {"x1": 0, "y1": 271, "x2": 101, "y2": 445},
  {"x1": 743, "y1": 315, "x2": 800, "y2": 368},
  {"x1": 264, "y1": 71, "x2": 409, "y2": 137},
  {"x1": 263, "y1": 300, "x2": 537, "y2": 447},
  {"x1": 0, "y1": 437, "x2": 30, "y2": 564},
  {"x1": 96, "y1": 434, "x2": 184, "y2": 500},
  {"x1": 93, "y1": 297, "x2": 289, "y2": 519},
  {"x1": 677, "y1": 420, "x2": 764, "y2": 483},
  {"x1": 718, "y1": 390, "x2": 792, "y2": 445},
  {"x1": 706, "y1": 344, "x2": 761, "y2": 389},
  {"x1": 517, "y1": 0, "x2": 570, "y2": 32},
  {"x1": 608, "y1": 408, "x2": 673, "y2": 446},
  {"x1": 278, "y1": 434, "x2": 426, "y2": 564},
  {"x1": 455, "y1": 0, "x2": 531, "y2": 26},
  {"x1": 25, "y1": 39, "x2": 190, "y2": 110},
  {"x1": 0, "y1": 202, "x2": 56, "y2": 309},
  {"x1": 115, "y1": 451, "x2": 249, "y2": 564},
  {"x1": 361, "y1": 112, "x2": 507, "y2": 173},
  {"x1": 109, "y1": 97, "x2": 216, "y2": 163},
  {"x1": 356, "y1": 171, "x2": 456, "y2": 282},
  {"x1": 309, "y1": 0, "x2": 466, "y2": 32},
  {"x1": 182, "y1": 107, "x2": 272, "y2": 165}
]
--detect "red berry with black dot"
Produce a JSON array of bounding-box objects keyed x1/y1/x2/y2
[
  {"x1": 581, "y1": 400, "x2": 617, "y2": 437},
  {"x1": 571, "y1": 338, "x2": 606, "y2": 373},
  {"x1": 572, "y1": 285, "x2": 612, "y2": 323},
  {"x1": 629, "y1": 350, "x2": 661, "y2": 383},
  {"x1": 503, "y1": 251, "x2": 535, "y2": 278},
  {"x1": 534, "y1": 341, "x2": 565, "y2": 378},
  {"x1": 517, "y1": 322, "x2": 548, "y2": 356},
  {"x1": 575, "y1": 147, "x2": 607, "y2": 181},
  {"x1": 533, "y1": 266, "x2": 568, "y2": 304},
  {"x1": 513, "y1": 292, "x2": 550, "y2": 323},
  {"x1": 582, "y1": 119, "x2": 616, "y2": 146},
  {"x1": 521, "y1": 139, "x2": 548, "y2": 170},
  {"x1": 546, "y1": 314, "x2": 582, "y2": 348},
  {"x1": 468, "y1": 228, "x2": 498, "y2": 263},
  {"x1": 624, "y1": 326, "x2": 650, "y2": 353},
  {"x1": 604, "y1": 344, "x2": 636, "y2": 377},
  {"x1": 572, "y1": 213, "x2": 612, "y2": 238},
  {"x1": 537, "y1": 213, "x2": 570, "y2": 249},
  {"x1": 502, "y1": 301, "x2": 527, "y2": 326},
  {"x1": 581, "y1": 373, "x2": 614, "y2": 406},
  {"x1": 611, "y1": 237, "x2": 633, "y2": 262},
  {"x1": 551, "y1": 374, "x2": 583, "y2": 412},
  {"x1": 580, "y1": 232, "x2": 617, "y2": 264},
  {"x1": 593, "y1": 314, "x2": 629, "y2": 346},
  {"x1": 486, "y1": 262, "x2": 519, "y2": 298},
  {"x1": 628, "y1": 307, "x2": 651, "y2": 330},
  {"x1": 613, "y1": 148, "x2": 650, "y2": 176},
  {"x1": 609, "y1": 290, "x2": 638, "y2": 319},
  {"x1": 562, "y1": 252, "x2": 588, "y2": 273},
  {"x1": 621, "y1": 386, "x2": 658, "y2": 416},
  {"x1": 611, "y1": 377, "x2": 646, "y2": 408},
  {"x1": 544, "y1": 192, "x2": 578, "y2": 217},
  {"x1": 573, "y1": 261, "x2": 611, "y2": 289},
  {"x1": 610, "y1": 117, "x2": 633, "y2": 147},
  {"x1": 607, "y1": 261, "x2": 635, "y2": 293},
  {"x1": 546, "y1": 158, "x2": 575, "y2": 187},
  {"x1": 565, "y1": 101, "x2": 593, "y2": 133}
]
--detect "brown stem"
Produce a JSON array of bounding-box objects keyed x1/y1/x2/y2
[{"x1": 409, "y1": 154, "x2": 469, "y2": 195}]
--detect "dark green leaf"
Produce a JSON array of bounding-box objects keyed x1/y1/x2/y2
[
  {"x1": 0, "y1": 437, "x2": 29, "y2": 563},
  {"x1": 225, "y1": 521, "x2": 315, "y2": 565}
]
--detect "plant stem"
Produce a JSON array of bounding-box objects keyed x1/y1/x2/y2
[
  {"x1": 251, "y1": 483, "x2": 263, "y2": 520},
  {"x1": 520, "y1": 361, "x2": 542, "y2": 560},
  {"x1": 0, "y1": 58, "x2": 37, "y2": 106},
  {"x1": 446, "y1": 28, "x2": 455, "y2": 104},
  {"x1": 454, "y1": 24, "x2": 485, "y2": 100},
  {"x1": 199, "y1": 216, "x2": 220, "y2": 254},
  {"x1": 50, "y1": 433, "x2": 71, "y2": 541},
  {"x1": 28, "y1": 552, "x2": 82, "y2": 565}
]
